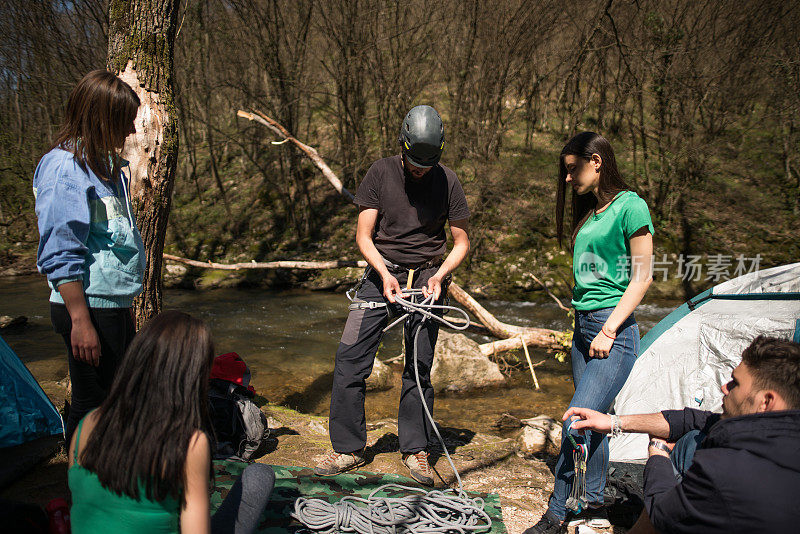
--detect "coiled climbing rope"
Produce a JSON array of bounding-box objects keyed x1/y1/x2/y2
[
  {"x1": 292, "y1": 289, "x2": 493, "y2": 534},
  {"x1": 293, "y1": 484, "x2": 490, "y2": 534}
]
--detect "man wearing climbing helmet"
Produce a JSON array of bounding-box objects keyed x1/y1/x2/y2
[{"x1": 314, "y1": 105, "x2": 470, "y2": 485}]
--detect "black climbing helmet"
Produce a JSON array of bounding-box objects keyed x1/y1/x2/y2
[{"x1": 398, "y1": 105, "x2": 445, "y2": 168}]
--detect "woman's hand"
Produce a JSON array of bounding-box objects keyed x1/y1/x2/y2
[
  {"x1": 58, "y1": 280, "x2": 101, "y2": 366},
  {"x1": 71, "y1": 316, "x2": 101, "y2": 366},
  {"x1": 589, "y1": 329, "x2": 614, "y2": 358}
]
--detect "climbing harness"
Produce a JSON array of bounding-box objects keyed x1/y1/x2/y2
[
  {"x1": 293, "y1": 286, "x2": 492, "y2": 534},
  {"x1": 564, "y1": 417, "x2": 589, "y2": 514},
  {"x1": 346, "y1": 266, "x2": 373, "y2": 304},
  {"x1": 346, "y1": 257, "x2": 444, "y2": 309}
]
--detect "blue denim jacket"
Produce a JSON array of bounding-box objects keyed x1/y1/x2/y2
[{"x1": 33, "y1": 148, "x2": 146, "y2": 308}]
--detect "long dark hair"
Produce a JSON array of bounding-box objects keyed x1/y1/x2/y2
[
  {"x1": 80, "y1": 311, "x2": 214, "y2": 504},
  {"x1": 51, "y1": 70, "x2": 139, "y2": 181},
  {"x1": 555, "y1": 131, "x2": 631, "y2": 248}
]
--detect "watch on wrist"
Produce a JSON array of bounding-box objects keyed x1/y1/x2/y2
[{"x1": 649, "y1": 439, "x2": 671, "y2": 454}]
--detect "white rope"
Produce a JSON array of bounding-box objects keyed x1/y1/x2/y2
[
  {"x1": 392, "y1": 291, "x2": 471, "y2": 332},
  {"x1": 293, "y1": 484, "x2": 491, "y2": 534},
  {"x1": 292, "y1": 291, "x2": 493, "y2": 534}
]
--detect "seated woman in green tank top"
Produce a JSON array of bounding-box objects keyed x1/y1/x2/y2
[{"x1": 68, "y1": 310, "x2": 275, "y2": 534}]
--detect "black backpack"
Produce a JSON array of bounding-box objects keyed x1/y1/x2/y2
[{"x1": 208, "y1": 378, "x2": 270, "y2": 461}]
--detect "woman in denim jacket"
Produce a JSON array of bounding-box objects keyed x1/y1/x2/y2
[
  {"x1": 33, "y1": 70, "x2": 145, "y2": 443},
  {"x1": 527, "y1": 132, "x2": 654, "y2": 534}
]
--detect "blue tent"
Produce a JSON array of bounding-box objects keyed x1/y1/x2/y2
[{"x1": 0, "y1": 333, "x2": 63, "y2": 448}]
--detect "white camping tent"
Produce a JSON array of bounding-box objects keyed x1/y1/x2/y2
[{"x1": 609, "y1": 262, "x2": 800, "y2": 462}]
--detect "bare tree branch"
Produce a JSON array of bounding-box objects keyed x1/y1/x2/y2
[
  {"x1": 164, "y1": 253, "x2": 365, "y2": 270},
  {"x1": 237, "y1": 109, "x2": 355, "y2": 202}
]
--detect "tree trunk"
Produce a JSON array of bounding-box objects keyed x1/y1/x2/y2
[{"x1": 108, "y1": 0, "x2": 181, "y2": 327}]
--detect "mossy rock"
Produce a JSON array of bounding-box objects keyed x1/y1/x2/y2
[{"x1": 304, "y1": 267, "x2": 362, "y2": 291}]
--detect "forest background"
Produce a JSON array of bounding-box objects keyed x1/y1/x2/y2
[{"x1": 1, "y1": 0, "x2": 798, "y2": 301}]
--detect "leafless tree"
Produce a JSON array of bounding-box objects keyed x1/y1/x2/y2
[{"x1": 109, "y1": 0, "x2": 181, "y2": 324}]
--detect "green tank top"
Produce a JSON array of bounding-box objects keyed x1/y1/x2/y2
[{"x1": 68, "y1": 416, "x2": 180, "y2": 534}]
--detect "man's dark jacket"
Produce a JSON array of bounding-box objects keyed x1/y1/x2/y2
[{"x1": 644, "y1": 408, "x2": 800, "y2": 534}]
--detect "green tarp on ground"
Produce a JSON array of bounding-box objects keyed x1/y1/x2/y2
[{"x1": 212, "y1": 461, "x2": 507, "y2": 534}]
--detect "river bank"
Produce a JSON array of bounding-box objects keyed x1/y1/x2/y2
[
  {"x1": 1, "y1": 273, "x2": 674, "y2": 532},
  {"x1": 1, "y1": 400, "x2": 574, "y2": 533}
]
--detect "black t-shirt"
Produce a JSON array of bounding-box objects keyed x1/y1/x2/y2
[{"x1": 353, "y1": 155, "x2": 470, "y2": 267}]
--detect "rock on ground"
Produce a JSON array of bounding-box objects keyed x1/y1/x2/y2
[
  {"x1": 431, "y1": 331, "x2": 505, "y2": 392},
  {"x1": 519, "y1": 415, "x2": 562, "y2": 457},
  {"x1": 365, "y1": 357, "x2": 392, "y2": 391},
  {"x1": 0, "y1": 315, "x2": 27, "y2": 329}
]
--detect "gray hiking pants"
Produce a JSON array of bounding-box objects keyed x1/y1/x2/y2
[
  {"x1": 211, "y1": 463, "x2": 275, "y2": 534},
  {"x1": 329, "y1": 267, "x2": 446, "y2": 455}
]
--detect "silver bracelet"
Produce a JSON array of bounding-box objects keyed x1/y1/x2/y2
[
  {"x1": 609, "y1": 414, "x2": 622, "y2": 438},
  {"x1": 649, "y1": 439, "x2": 671, "y2": 453}
]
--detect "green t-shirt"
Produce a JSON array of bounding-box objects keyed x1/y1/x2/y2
[{"x1": 571, "y1": 190, "x2": 654, "y2": 311}]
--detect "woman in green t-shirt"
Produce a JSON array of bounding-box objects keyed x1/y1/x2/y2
[
  {"x1": 68, "y1": 311, "x2": 274, "y2": 534},
  {"x1": 526, "y1": 132, "x2": 654, "y2": 534}
]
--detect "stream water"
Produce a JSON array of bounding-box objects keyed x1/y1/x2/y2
[{"x1": 1, "y1": 275, "x2": 679, "y2": 433}]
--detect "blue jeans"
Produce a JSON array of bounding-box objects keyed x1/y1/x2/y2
[
  {"x1": 547, "y1": 307, "x2": 639, "y2": 520},
  {"x1": 670, "y1": 430, "x2": 704, "y2": 481}
]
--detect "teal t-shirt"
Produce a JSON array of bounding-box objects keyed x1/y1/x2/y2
[
  {"x1": 571, "y1": 190, "x2": 654, "y2": 311},
  {"x1": 68, "y1": 416, "x2": 180, "y2": 534}
]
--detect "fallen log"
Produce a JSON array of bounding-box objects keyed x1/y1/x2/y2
[
  {"x1": 442, "y1": 315, "x2": 491, "y2": 335},
  {"x1": 163, "y1": 253, "x2": 366, "y2": 270},
  {"x1": 479, "y1": 331, "x2": 567, "y2": 355},
  {"x1": 448, "y1": 282, "x2": 533, "y2": 338},
  {"x1": 163, "y1": 254, "x2": 570, "y2": 352},
  {"x1": 449, "y1": 282, "x2": 569, "y2": 352}
]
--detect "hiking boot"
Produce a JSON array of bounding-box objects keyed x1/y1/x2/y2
[
  {"x1": 567, "y1": 506, "x2": 611, "y2": 528},
  {"x1": 523, "y1": 510, "x2": 566, "y2": 534},
  {"x1": 313, "y1": 449, "x2": 366, "y2": 476},
  {"x1": 402, "y1": 451, "x2": 435, "y2": 486}
]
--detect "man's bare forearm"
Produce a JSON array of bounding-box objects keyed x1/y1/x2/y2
[
  {"x1": 620, "y1": 413, "x2": 671, "y2": 440},
  {"x1": 433, "y1": 221, "x2": 469, "y2": 280},
  {"x1": 356, "y1": 234, "x2": 390, "y2": 279},
  {"x1": 434, "y1": 240, "x2": 468, "y2": 279}
]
